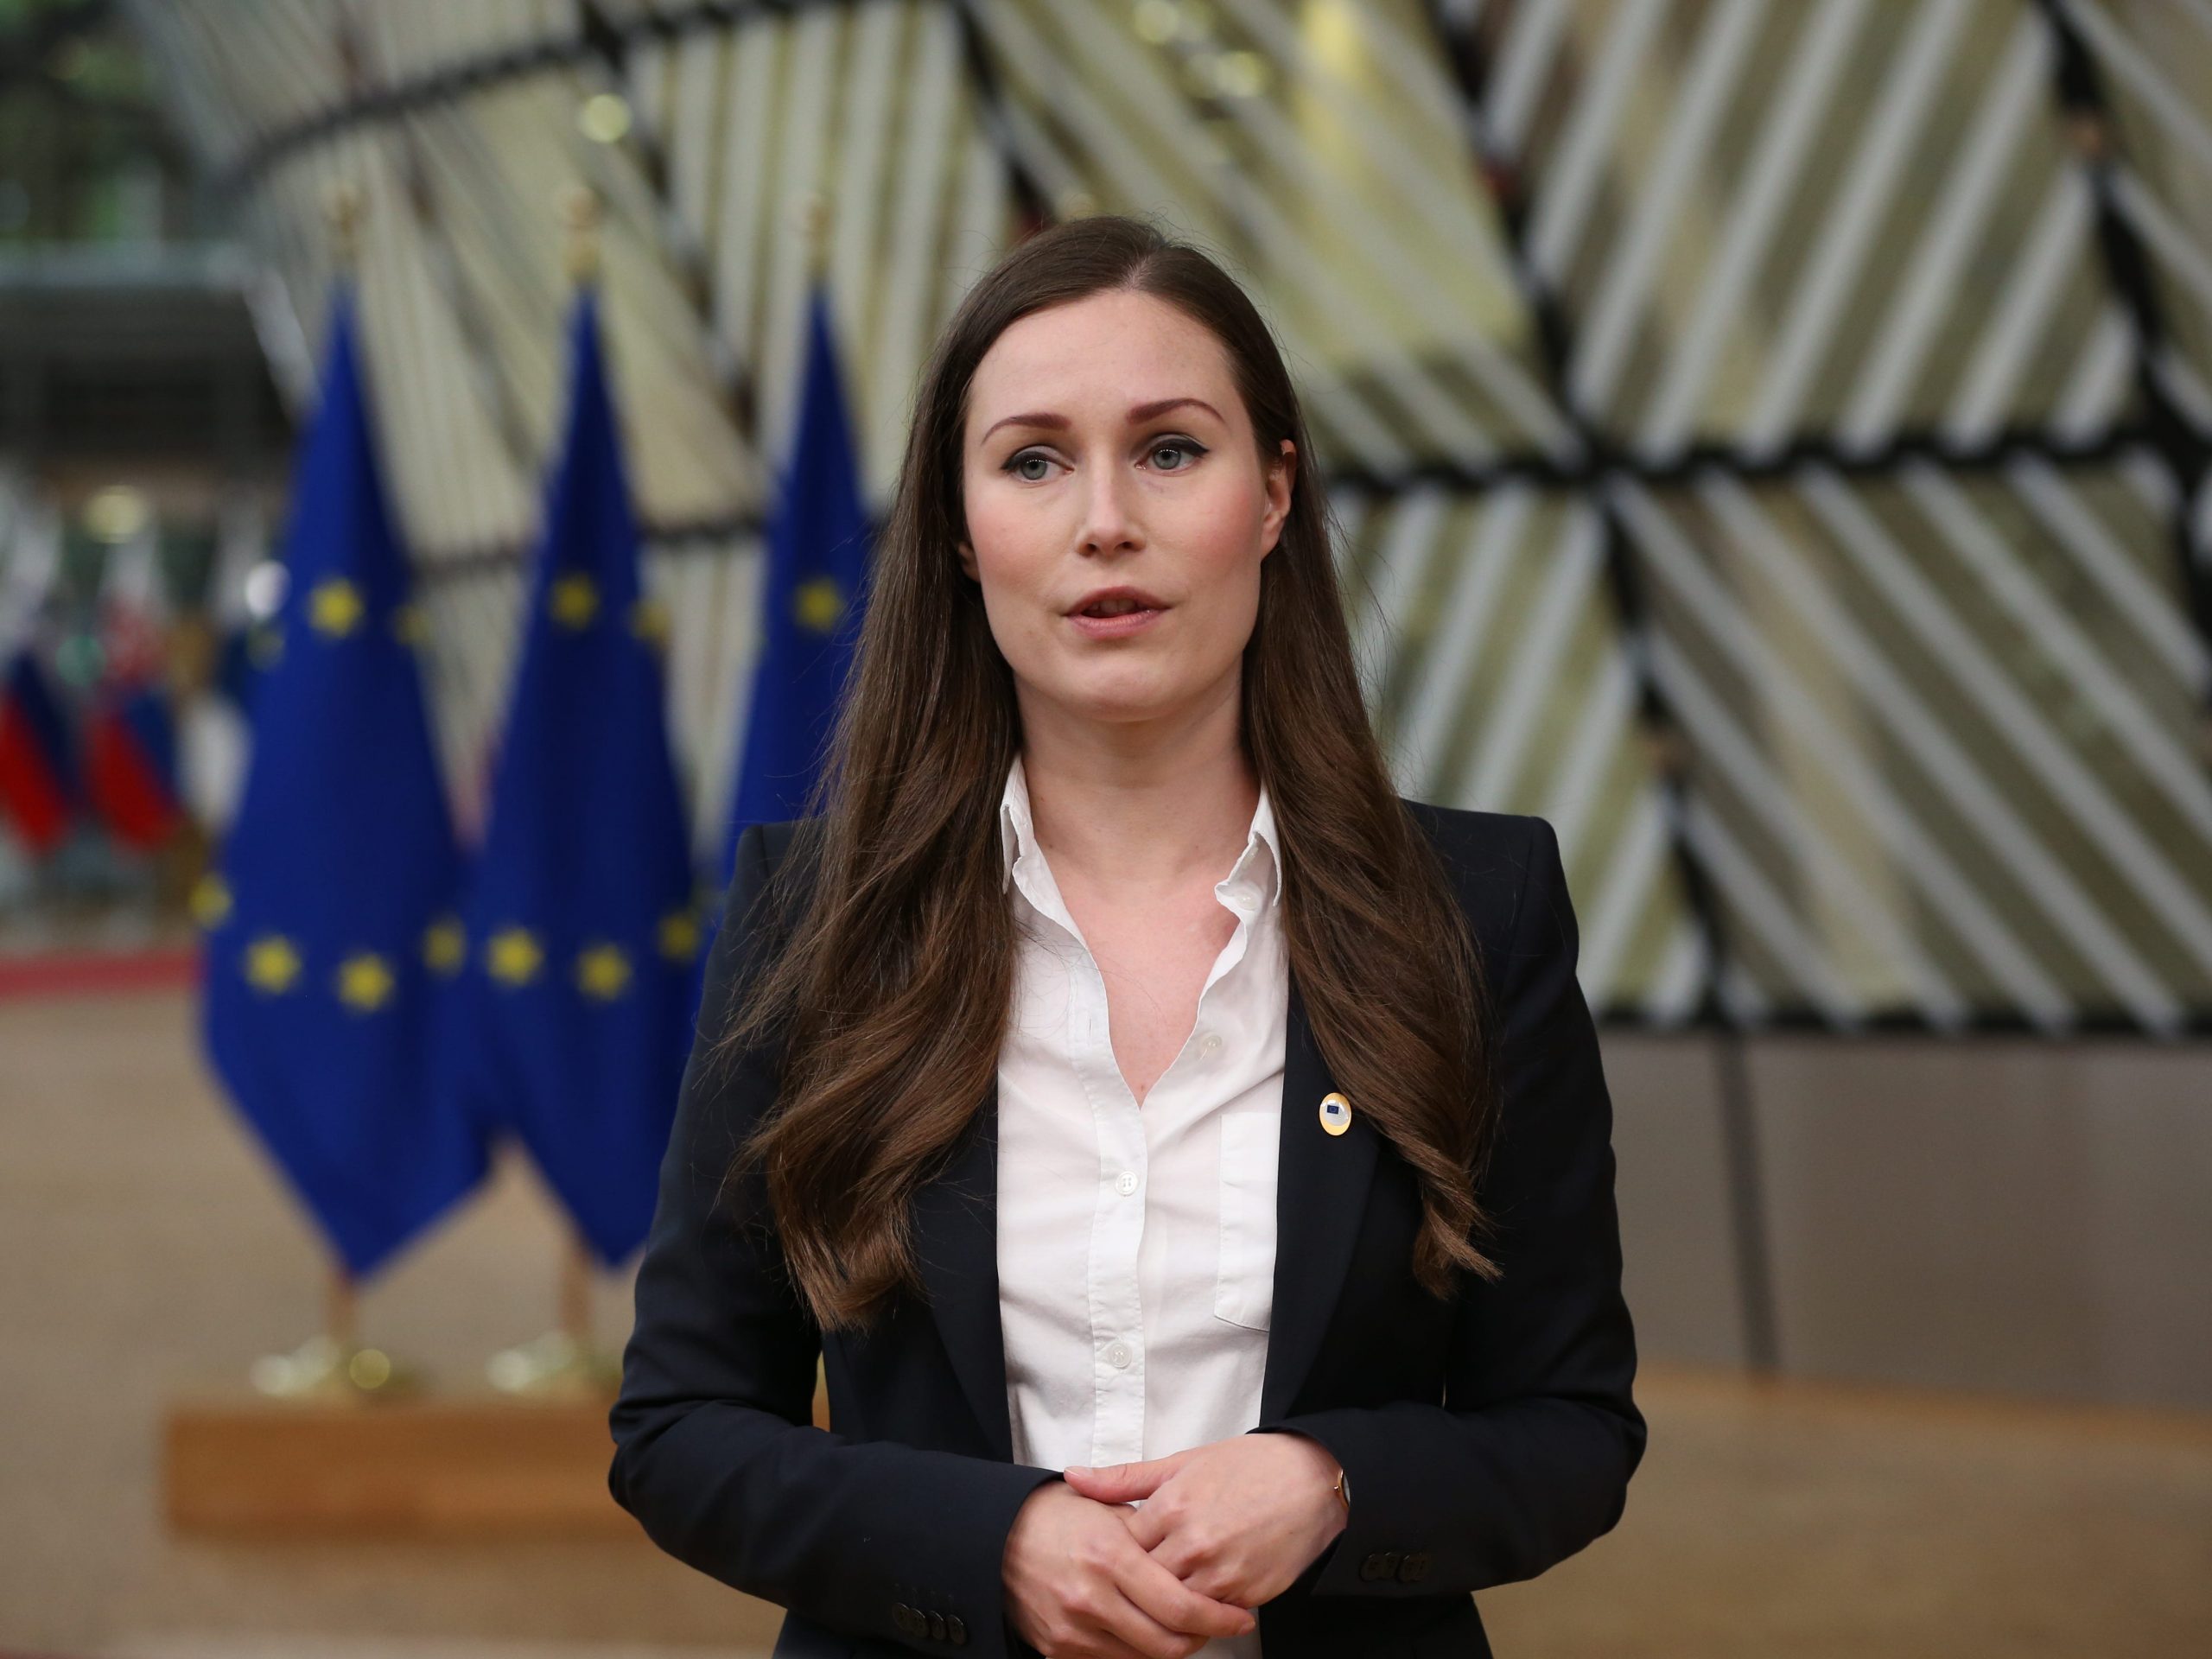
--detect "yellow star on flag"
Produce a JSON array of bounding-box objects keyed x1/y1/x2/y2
[
  {"x1": 486, "y1": 925, "x2": 543, "y2": 986},
  {"x1": 244, "y1": 934, "x2": 302, "y2": 995},
  {"x1": 422, "y1": 915, "x2": 465, "y2": 976},
  {"x1": 549, "y1": 572, "x2": 601, "y2": 630},
  {"x1": 658, "y1": 907, "x2": 701, "y2": 962},
  {"x1": 629, "y1": 596, "x2": 671, "y2": 651},
  {"x1": 308, "y1": 578, "x2": 365, "y2": 638},
  {"x1": 794, "y1": 575, "x2": 845, "y2": 635},
  {"x1": 335, "y1": 951, "x2": 396, "y2": 1013},
  {"x1": 190, "y1": 874, "x2": 232, "y2": 928},
  {"x1": 575, "y1": 943, "x2": 632, "y2": 1001}
]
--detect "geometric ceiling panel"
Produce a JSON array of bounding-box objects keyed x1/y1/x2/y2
[{"x1": 120, "y1": 0, "x2": 2212, "y2": 1030}]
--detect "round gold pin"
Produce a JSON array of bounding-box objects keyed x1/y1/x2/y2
[{"x1": 1318, "y1": 1091, "x2": 1351, "y2": 1135}]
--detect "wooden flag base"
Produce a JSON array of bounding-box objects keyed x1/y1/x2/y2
[
  {"x1": 163, "y1": 1363, "x2": 831, "y2": 1539},
  {"x1": 165, "y1": 1249, "x2": 830, "y2": 1539},
  {"x1": 162, "y1": 1387, "x2": 634, "y2": 1539}
]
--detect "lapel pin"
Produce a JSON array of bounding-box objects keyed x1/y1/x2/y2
[{"x1": 1318, "y1": 1091, "x2": 1351, "y2": 1136}]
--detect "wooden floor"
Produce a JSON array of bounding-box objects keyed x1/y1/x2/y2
[{"x1": 4, "y1": 986, "x2": 2209, "y2": 1657}]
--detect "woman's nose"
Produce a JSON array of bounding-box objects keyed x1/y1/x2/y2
[{"x1": 1077, "y1": 461, "x2": 1143, "y2": 556}]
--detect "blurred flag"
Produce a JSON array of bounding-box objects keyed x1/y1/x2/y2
[
  {"x1": 0, "y1": 645, "x2": 77, "y2": 855},
  {"x1": 0, "y1": 499, "x2": 76, "y2": 857},
  {"x1": 84, "y1": 680, "x2": 179, "y2": 851},
  {"x1": 179, "y1": 496, "x2": 275, "y2": 836},
  {"x1": 455, "y1": 287, "x2": 696, "y2": 1270},
  {"x1": 85, "y1": 535, "x2": 183, "y2": 852},
  {"x1": 719, "y1": 282, "x2": 872, "y2": 881},
  {"x1": 200, "y1": 283, "x2": 488, "y2": 1280}
]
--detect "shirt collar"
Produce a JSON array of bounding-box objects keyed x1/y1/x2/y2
[{"x1": 997, "y1": 751, "x2": 1282, "y2": 913}]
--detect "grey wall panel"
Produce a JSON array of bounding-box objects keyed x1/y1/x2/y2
[
  {"x1": 1604, "y1": 1034, "x2": 2212, "y2": 1410},
  {"x1": 1602, "y1": 1034, "x2": 1750, "y2": 1370},
  {"x1": 1748, "y1": 1039, "x2": 2212, "y2": 1410}
]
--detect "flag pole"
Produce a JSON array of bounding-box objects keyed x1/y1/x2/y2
[
  {"x1": 559, "y1": 1232, "x2": 593, "y2": 1350},
  {"x1": 797, "y1": 188, "x2": 830, "y2": 288},
  {"x1": 327, "y1": 176, "x2": 363, "y2": 272},
  {"x1": 247, "y1": 1257, "x2": 422, "y2": 1402},
  {"x1": 558, "y1": 181, "x2": 602, "y2": 1389},
  {"x1": 563, "y1": 181, "x2": 599, "y2": 287},
  {"x1": 480, "y1": 181, "x2": 625, "y2": 1403},
  {"x1": 327, "y1": 1264, "x2": 357, "y2": 1351},
  {"x1": 235, "y1": 178, "x2": 429, "y2": 1407},
  {"x1": 484, "y1": 1211, "x2": 622, "y2": 1399},
  {"x1": 315, "y1": 185, "x2": 365, "y2": 1401}
]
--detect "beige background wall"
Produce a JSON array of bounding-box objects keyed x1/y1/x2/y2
[{"x1": 1609, "y1": 1034, "x2": 2212, "y2": 1409}]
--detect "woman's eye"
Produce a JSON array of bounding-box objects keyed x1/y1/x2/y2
[{"x1": 1001, "y1": 439, "x2": 1206, "y2": 480}]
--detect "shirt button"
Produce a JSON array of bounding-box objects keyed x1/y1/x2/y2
[
  {"x1": 1199, "y1": 1031, "x2": 1223, "y2": 1057},
  {"x1": 1115, "y1": 1170, "x2": 1138, "y2": 1195},
  {"x1": 1104, "y1": 1340, "x2": 1132, "y2": 1369}
]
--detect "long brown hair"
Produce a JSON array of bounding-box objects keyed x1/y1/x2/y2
[{"x1": 712, "y1": 213, "x2": 1503, "y2": 1333}]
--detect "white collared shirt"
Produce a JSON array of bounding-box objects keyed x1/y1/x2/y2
[{"x1": 994, "y1": 752, "x2": 1285, "y2": 1656}]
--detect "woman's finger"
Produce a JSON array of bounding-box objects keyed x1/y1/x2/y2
[
  {"x1": 1117, "y1": 1497, "x2": 1167, "y2": 1551},
  {"x1": 1111, "y1": 1536, "x2": 1256, "y2": 1645}
]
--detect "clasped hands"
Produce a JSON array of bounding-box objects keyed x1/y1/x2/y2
[{"x1": 1001, "y1": 1430, "x2": 1347, "y2": 1659}]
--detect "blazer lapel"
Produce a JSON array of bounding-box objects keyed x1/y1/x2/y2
[
  {"x1": 909, "y1": 1076, "x2": 1017, "y2": 1461},
  {"x1": 1259, "y1": 969, "x2": 1378, "y2": 1422}
]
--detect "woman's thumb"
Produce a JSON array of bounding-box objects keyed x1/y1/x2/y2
[{"x1": 1065, "y1": 1457, "x2": 1164, "y2": 1497}]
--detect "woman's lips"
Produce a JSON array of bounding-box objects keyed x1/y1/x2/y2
[{"x1": 1068, "y1": 606, "x2": 1166, "y2": 639}]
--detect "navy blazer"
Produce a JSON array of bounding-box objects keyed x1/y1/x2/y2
[{"x1": 609, "y1": 800, "x2": 1644, "y2": 1659}]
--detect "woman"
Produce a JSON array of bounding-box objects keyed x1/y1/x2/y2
[{"x1": 608, "y1": 213, "x2": 1643, "y2": 1659}]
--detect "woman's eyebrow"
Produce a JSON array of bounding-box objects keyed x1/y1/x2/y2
[{"x1": 980, "y1": 397, "x2": 1223, "y2": 444}]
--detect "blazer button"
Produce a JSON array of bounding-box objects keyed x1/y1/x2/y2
[
  {"x1": 928, "y1": 1610, "x2": 948, "y2": 1642},
  {"x1": 1398, "y1": 1551, "x2": 1431, "y2": 1583},
  {"x1": 1359, "y1": 1550, "x2": 1399, "y2": 1581},
  {"x1": 947, "y1": 1612, "x2": 969, "y2": 1645}
]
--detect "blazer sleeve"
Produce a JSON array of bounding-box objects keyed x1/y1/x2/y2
[
  {"x1": 607, "y1": 820, "x2": 1065, "y2": 1656},
  {"x1": 1252, "y1": 813, "x2": 1646, "y2": 1597}
]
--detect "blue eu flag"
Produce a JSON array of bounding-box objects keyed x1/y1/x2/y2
[
  {"x1": 719, "y1": 282, "x2": 872, "y2": 882},
  {"x1": 200, "y1": 283, "x2": 487, "y2": 1280},
  {"x1": 456, "y1": 288, "x2": 698, "y2": 1269}
]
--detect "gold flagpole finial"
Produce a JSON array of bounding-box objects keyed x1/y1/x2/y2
[
  {"x1": 562, "y1": 182, "x2": 602, "y2": 286},
  {"x1": 324, "y1": 179, "x2": 365, "y2": 270}
]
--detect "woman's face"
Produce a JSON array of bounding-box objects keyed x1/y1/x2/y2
[{"x1": 957, "y1": 289, "x2": 1294, "y2": 734}]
